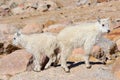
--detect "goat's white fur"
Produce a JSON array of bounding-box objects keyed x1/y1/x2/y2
[
  {"x1": 57, "y1": 18, "x2": 110, "y2": 72},
  {"x1": 13, "y1": 32, "x2": 59, "y2": 71}
]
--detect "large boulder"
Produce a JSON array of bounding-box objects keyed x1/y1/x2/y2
[
  {"x1": 43, "y1": 20, "x2": 72, "y2": 33},
  {"x1": 21, "y1": 23, "x2": 44, "y2": 34},
  {"x1": 43, "y1": 24, "x2": 66, "y2": 33},
  {"x1": 0, "y1": 50, "x2": 32, "y2": 75}
]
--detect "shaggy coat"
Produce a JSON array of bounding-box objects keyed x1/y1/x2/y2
[
  {"x1": 57, "y1": 18, "x2": 110, "y2": 72},
  {"x1": 13, "y1": 32, "x2": 59, "y2": 72}
]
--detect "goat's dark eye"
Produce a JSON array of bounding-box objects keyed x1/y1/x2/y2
[
  {"x1": 14, "y1": 38, "x2": 16, "y2": 40},
  {"x1": 102, "y1": 24, "x2": 105, "y2": 27}
]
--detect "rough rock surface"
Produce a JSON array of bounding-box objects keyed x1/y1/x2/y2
[
  {"x1": 10, "y1": 65, "x2": 117, "y2": 80},
  {"x1": 0, "y1": 50, "x2": 32, "y2": 75},
  {"x1": 0, "y1": 0, "x2": 120, "y2": 80},
  {"x1": 43, "y1": 24, "x2": 66, "y2": 33},
  {"x1": 21, "y1": 23, "x2": 44, "y2": 34},
  {"x1": 112, "y1": 57, "x2": 120, "y2": 80}
]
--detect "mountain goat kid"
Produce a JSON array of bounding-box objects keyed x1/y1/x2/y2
[
  {"x1": 12, "y1": 32, "x2": 59, "y2": 72},
  {"x1": 57, "y1": 18, "x2": 110, "y2": 72}
]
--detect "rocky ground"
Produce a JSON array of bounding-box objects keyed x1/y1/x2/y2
[
  {"x1": 9, "y1": 65, "x2": 117, "y2": 80},
  {"x1": 0, "y1": 0, "x2": 120, "y2": 80}
]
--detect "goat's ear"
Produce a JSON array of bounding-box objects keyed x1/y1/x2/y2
[
  {"x1": 16, "y1": 32, "x2": 21, "y2": 36},
  {"x1": 16, "y1": 30, "x2": 22, "y2": 36},
  {"x1": 97, "y1": 17, "x2": 101, "y2": 23}
]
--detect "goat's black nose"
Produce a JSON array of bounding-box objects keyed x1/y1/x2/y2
[
  {"x1": 47, "y1": 4, "x2": 51, "y2": 8},
  {"x1": 107, "y1": 30, "x2": 110, "y2": 33}
]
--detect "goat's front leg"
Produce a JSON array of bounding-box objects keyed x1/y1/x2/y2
[
  {"x1": 61, "y1": 49, "x2": 72, "y2": 73},
  {"x1": 83, "y1": 43, "x2": 93, "y2": 69},
  {"x1": 83, "y1": 54, "x2": 91, "y2": 69},
  {"x1": 33, "y1": 53, "x2": 41, "y2": 72}
]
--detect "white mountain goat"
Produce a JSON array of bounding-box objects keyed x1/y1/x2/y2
[
  {"x1": 57, "y1": 18, "x2": 110, "y2": 72},
  {"x1": 12, "y1": 32, "x2": 59, "y2": 72}
]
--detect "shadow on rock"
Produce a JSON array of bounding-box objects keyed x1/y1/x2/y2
[{"x1": 68, "y1": 61, "x2": 104, "y2": 69}]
